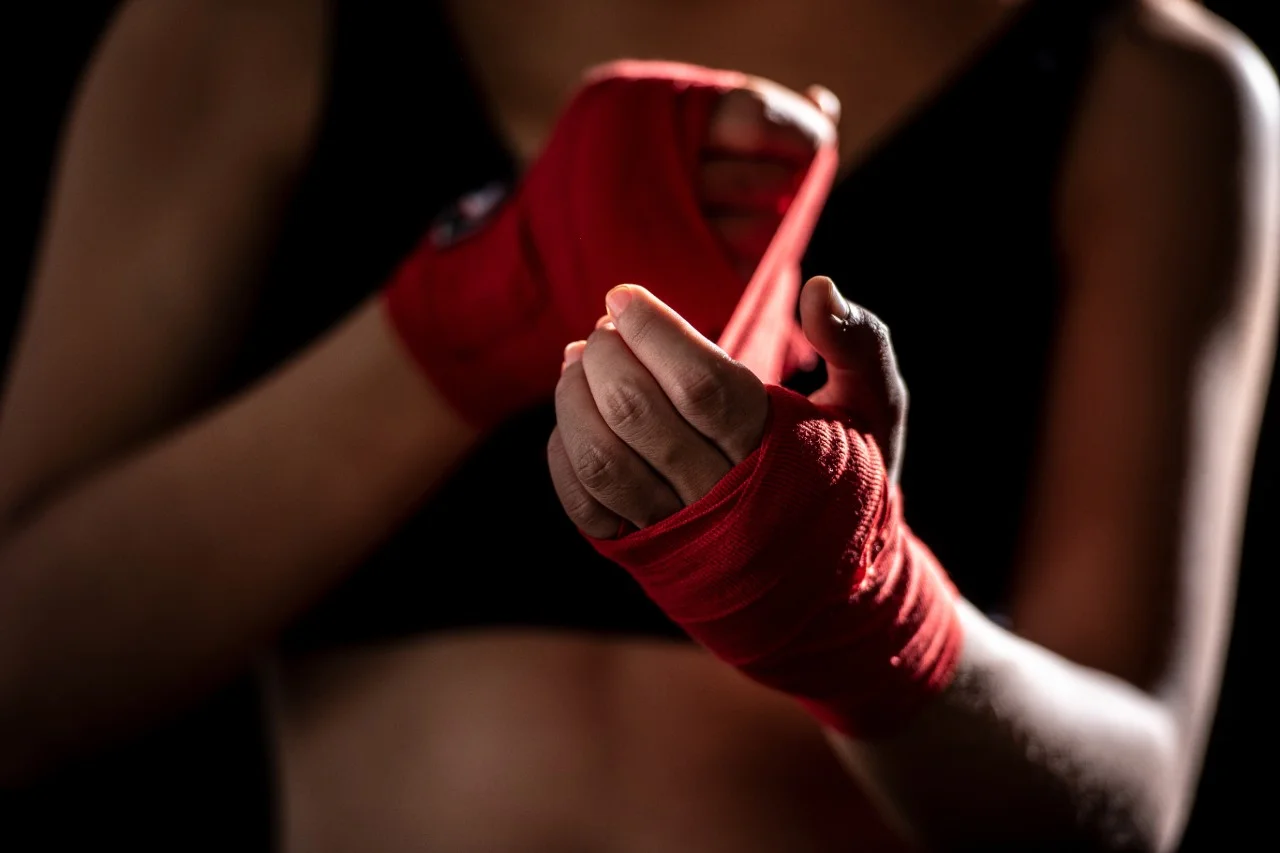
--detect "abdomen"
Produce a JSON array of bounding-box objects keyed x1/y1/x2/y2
[{"x1": 268, "y1": 630, "x2": 907, "y2": 853}]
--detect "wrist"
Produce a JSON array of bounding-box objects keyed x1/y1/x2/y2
[
  {"x1": 360, "y1": 297, "x2": 482, "y2": 465},
  {"x1": 590, "y1": 384, "x2": 964, "y2": 738}
]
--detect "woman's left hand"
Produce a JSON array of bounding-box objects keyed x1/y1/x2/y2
[{"x1": 549, "y1": 276, "x2": 907, "y2": 538}]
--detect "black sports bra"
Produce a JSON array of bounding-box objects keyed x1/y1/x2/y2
[{"x1": 252, "y1": 0, "x2": 1122, "y2": 653}]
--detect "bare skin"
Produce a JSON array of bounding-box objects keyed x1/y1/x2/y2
[{"x1": 1, "y1": 1, "x2": 1276, "y2": 852}]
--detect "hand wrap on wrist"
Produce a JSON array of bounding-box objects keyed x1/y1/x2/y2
[
  {"x1": 591, "y1": 385, "x2": 964, "y2": 738},
  {"x1": 383, "y1": 61, "x2": 837, "y2": 429}
]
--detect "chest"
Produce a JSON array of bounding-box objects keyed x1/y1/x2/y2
[
  {"x1": 270, "y1": 0, "x2": 1102, "y2": 651},
  {"x1": 441, "y1": 0, "x2": 1023, "y2": 168}
]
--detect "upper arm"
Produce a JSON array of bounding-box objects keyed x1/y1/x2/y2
[
  {"x1": 0, "y1": 0, "x2": 326, "y2": 520},
  {"x1": 1010, "y1": 0, "x2": 1278, "y2": 748}
]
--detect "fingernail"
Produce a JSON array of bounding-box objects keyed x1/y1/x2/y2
[
  {"x1": 825, "y1": 278, "x2": 851, "y2": 322},
  {"x1": 606, "y1": 285, "x2": 634, "y2": 318},
  {"x1": 594, "y1": 314, "x2": 612, "y2": 330},
  {"x1": 564, "y1": 340, "x2": 586, "y2": 366}
]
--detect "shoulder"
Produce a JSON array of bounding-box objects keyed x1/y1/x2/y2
[
  {"x1": 1065, "y1": 0, "x2": 1277, "y2": 189},
  {"x1": 1089, "y1": 0, "x2": 1276, "y2": 137},
  {"x1": 1059, "y1": 0, "x2": 1278, "y2": 303},
  {"x1": 1065, "y1": 0, "x2": 1276, "y2": 179}
]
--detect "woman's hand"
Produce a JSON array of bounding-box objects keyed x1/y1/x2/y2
[
  {"x1": 548, "y1": 276, "x2": 907, "y2": 537},
  {"x1": 548, "y1": 283, "x2": 765, "y2": 537}
]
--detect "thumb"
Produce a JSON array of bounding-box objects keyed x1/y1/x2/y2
[
  {"x1": 799, "y1": 276, "x2": 907, "y2": 482},
  {"x1": 799, "y1": 276, "x2": 897, "y2": 389}
]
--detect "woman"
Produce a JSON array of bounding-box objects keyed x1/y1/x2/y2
[{"x1": 1, "y1": 0, "x2": 1276, "y2": 850}]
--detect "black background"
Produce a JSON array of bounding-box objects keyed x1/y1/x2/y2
[{"x1": 2, "y1": 3, "x2": 1274, "y2": 850}]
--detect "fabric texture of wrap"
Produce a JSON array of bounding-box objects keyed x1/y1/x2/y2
[
  {"x1": 382, "y1": 60, "x2": 838, "y2": 429},
  {"x1": 591, "y1": 385, "x2": 965, "y2": 738}
]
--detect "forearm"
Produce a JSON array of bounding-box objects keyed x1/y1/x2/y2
[
  {"x1": 829, "y1": 598, "x2": 1180, "y2": 852},
  {"x1": 0, "y1": 299, "x2": 475, "y2": 783},
  {"x1": 581, "y1": 373, "x2": 1189, "y2": 850}
]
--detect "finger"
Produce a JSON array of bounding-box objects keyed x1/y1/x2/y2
[
  {"x1": 705, "y1": 86, "x2": 823, "y2": 165},
  {"x1": 554, "y1": 360, "x2": 684, "y2": 528},
  {"x1": 745, "y1": 77, "x2": 837, "y2": 148},
  {"x1": 581, "y1": 325, "x2": 732, "y2": 505},
  {"x1": 804, "y1": 84, "x2": 842, "y2": 124},
  {"x1": 604, "y1": 284, "x2": 769, "y2": 463},
  {"x1": 799, "y1": 276, "x2": 907, "y2": 481},
  {"x1": 562, "y1": 339, "x2": 586, "y2": 373},
  {"x1": 547, "y1": 427, "x2": 625, "y2": 538},
  {"x1": 698, "y1": 157, "x2": 801, "y2": 213},
  {"x1": 800, "y1": 275, "x2": 904, "y2": 396}
]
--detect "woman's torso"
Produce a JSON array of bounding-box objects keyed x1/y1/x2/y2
[{"x1": 248, "y1": 0, "x2": 1124, "y2": 849}]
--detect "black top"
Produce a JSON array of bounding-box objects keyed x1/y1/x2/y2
[{"x1": 262, "y1": 0, "x2": 1121, "y2": 653}]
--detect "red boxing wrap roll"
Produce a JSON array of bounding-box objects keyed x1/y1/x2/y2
[
  {"x1": 383, "y1": 61, "x2": 838, "y2": 429},
  {"x1": 591, "y1": 386, "x2": 965, "y2": 738}
]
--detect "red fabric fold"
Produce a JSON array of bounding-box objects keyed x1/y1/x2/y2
[
  {"x1": 383, "y1": 60, "x2": 837, "y2": 429},
  {"x1": 591, "y1": 385, "x2": 965, "y2": 738}
]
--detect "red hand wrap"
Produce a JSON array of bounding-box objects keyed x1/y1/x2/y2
[
  {"x1": 383, "y1": 60, "x2": 837, "y2": 429},
  {"x1": 591, "y1": 386, "x2": 964, "y2": 738}
]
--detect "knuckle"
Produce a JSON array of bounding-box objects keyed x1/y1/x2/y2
[
  {"x1": 569, "y1": 436, "x2": 623, "y2": 494},
  {"x1": 563, "y1": 492, "x2": 612, "y2": 535},
  {"x1": 599, "y1": 378, "x2": 654, "y2": 435},
  {"x1": 586, "y1": 325, "x2": 615, "y2": 348},
  {"x1": 619, "y1": 308, "x2": 659, "y2": 351},
  {"x1": 550, "y1": 435, "x2": 617, "y2": 536},
  {"x1": 844, "y1": 306, "x2": 899, "y2": 365},
  {"x1": 871, "y1": 321, "x2": 895, "y2": 357},
  {"x1": 861, "y1": 312, "x2": 896, "y2": 357},
  {"x1": 845, "y1": 304, "x2": 885, "y2": 341},
  {"x1": 651, "y1": 438, "x2": 694, "y2": 477},
  {"x1": 669, "y1": 361, "x2": 732, "y2": 418}
]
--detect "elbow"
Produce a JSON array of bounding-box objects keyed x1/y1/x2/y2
[
  {"x1": 1066, "y1": 760, "x2": 1186, "y2": 853},
  {"x1": 1063, "y1": 746, "x2": 1194, "y2": 853},
  {"x1": 889, "y1": 769, "x2": 1175, "y2": 853},
  {"x1": 1149, "y1": 770, "x2": 1201, "y2": 853},
  {"x1": 932, "y1": 722, "x2": 1186, "y2": 852},
  {"x1": 940, "y1": 802, "x2": 1176, "y2": 853},
  {"x1": 1098, "y1": 806, "x2": 1184, "y2": 853},
  {"x1": 1096, "y1": 804, "x2": 1174, "y2": 853},
  {"x1": 922, "y1": 813, "x2": 1168, "y2": 853},
  {"x1": 1079, "y1": 734, "x2": 1195, "y2": 853},
  {"x1": 1051, "y1": 680, "x2": 1194, "y2": 853}
]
